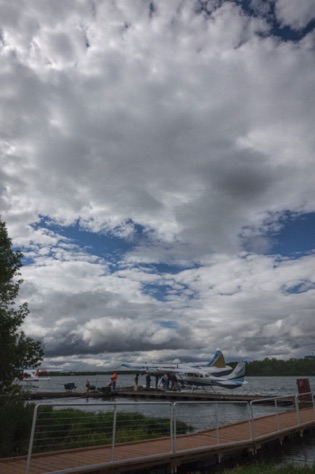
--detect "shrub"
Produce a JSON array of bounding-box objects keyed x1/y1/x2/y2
[{"x1": 0, "y1": 393, "x2": 34, "y2": 457}]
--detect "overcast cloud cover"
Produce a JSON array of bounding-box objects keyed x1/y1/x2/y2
[{"x1": 1, "y1": 0, "x2": 315, "y2": 371}]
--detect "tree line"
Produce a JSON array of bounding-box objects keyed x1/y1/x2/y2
[{"x1": 241, "y1": 357, "x2": 315, "y2": 377}]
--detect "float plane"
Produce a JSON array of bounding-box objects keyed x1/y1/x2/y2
[{"x1": 120, "y1": 349, "x2": 247, "y2": 389}]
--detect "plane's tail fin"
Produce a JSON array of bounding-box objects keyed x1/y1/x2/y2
[
  {"x1": 207, "y1": 349, "x2": 226, "y2": 368},
  {"x1": 224, "y1": 361, "x2": 246, "y2": 380}
]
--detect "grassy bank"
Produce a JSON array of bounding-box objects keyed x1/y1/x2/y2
[
  {"x1": 0, "y1": 399, "x2": 194, "y2": 457},
  {"x1": 33, "y1": 406, "x2": 194, "y2": 453}
]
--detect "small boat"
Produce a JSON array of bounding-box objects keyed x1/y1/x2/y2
[{"x1": 17, "y1": 369, "x2": 50, "y2": 388}]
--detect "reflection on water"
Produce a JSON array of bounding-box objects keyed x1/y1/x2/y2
[
  {"x1": 275, "y1": 433, "x2": 315, "y2": 468},
  {"x1": 29, "y1": 374, "x2": 315, "y2": 467}
]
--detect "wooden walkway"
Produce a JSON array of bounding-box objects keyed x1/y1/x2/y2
[{"x1": 1, "y1": 406, "x2": 314, "y2": 474}]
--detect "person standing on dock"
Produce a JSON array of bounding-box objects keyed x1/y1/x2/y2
[
  {"x1": 161, "y1": 374, "x2": 168, "y2": 390},
  {"x1": 111, "y1": 372, "x2": 118, "y2": 390},
  {"x1": 134, "y1": 373, "x2": 139, "y2": 391},
  {"x1": 169, "y1": 373, "x2": 178, "y2": 391},
  {"x1": 145, "y1": 373, "x2": 151, "y2": 389}
]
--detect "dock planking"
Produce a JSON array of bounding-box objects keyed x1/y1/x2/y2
[{"x1": 26, "y1": 387, "x2": 294, "y2": 405}]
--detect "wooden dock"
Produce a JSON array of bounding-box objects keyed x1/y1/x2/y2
[
  {"x1": 1, "y1": 405, "x2": 314, "y2": 474},
  {"x1": 26, "y1": 387, "x2": 293, "y2": 405}
]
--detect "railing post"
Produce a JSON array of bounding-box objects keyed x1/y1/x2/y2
[
  {"x1": 275, "y1": 399, "x2": 280, "y2": 432},
  {"x1": 249, "y1": 401, "x2": 256, "y2": 440},
  {"x1": 247, "y1": 402, "x2": 254, "y2": 441},
  {"x1": 171, "y1": 403, "x2": 176, "y2": 454},
  {"x1": 215, "y1": 402, "x2": 219, "y2": 445},
  {"x1": 111, "y1": 404, "x2": 117, "y2": 463},
  {"x1": 295, "y1": 394, "x2": 301, "y2": 425},
  {"x1": 25, "y1": 403, "x2": 40, "y2": 474}
]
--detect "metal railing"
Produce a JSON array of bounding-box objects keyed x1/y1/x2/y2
[
  {"x1": 25, "y1": 392, "x2": 315, "y2": 474},
  {"x1": 26, "y1": 401, "x2": 174, "y2": 474},
  {"x1": 249, "y1": 391, "x2": 315, "y2": 440}
]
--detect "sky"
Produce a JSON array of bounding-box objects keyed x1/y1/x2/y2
[{"x1": 1, "y1": 0, "x2": 315, "y2": 371}]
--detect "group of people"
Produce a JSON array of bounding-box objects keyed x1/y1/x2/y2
[
  {"x1": 133, "y1": 372, "x2": 154, "y2": 391},
  {"x1": 134, "y1": 372, "x2": 178, "y2": 391},
  {"x1": 159, "y1": 373, "x2": 178, "y2": 390},
  {"x1": 158, "y1": 373, "x2": 178, "y2": 390},
  {"x1": 86, "y1": 371, "x2": 179, "y2": 394}
]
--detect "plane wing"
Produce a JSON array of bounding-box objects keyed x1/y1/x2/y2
[{"x1": 120, "y1": 349, "x2": 233, "y2": 377}]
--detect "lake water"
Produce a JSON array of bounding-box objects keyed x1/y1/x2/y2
[{"x1": 28, "y1": 374, "x2": 315, "y2": 468}]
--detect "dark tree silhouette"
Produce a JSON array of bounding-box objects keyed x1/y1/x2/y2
[{"x1": 0, "y1": 218, "x2": 43, "y2": 393}]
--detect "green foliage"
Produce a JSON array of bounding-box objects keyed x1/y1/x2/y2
[
  {"x1": 246, "y1": 358, "x2": 315, "y2": 376},
  {"x1": 0, "y1": 218, "x2": 43, "y2": 394},
  {"x1": 32, "y1": 407, "x2": 193, "y2": 453},
  {"x1": 0, "y1": 393, "x2": 34, "y2": 457},
  {"x1": 0, "y1": 403, "x2": 193, "y2": 458}
]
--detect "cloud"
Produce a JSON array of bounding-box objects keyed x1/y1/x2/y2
[
  {"x1": 275, "y1": 0, "x2": 315, "y2": 30},
  {"x1": 1, "y1": 0, "x2": 315, "y2": 368}
]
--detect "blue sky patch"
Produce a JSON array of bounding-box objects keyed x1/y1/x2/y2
[
  {"x1": 235, "y1": 0, "x2": 315, "y2": 41},
  {"x1": 142, "y1": 283, "x2": 174, "y2": 301},
  {"x1": 284, "y1": 281, "x2": 315, "y2": 294},
  {"x1": 31, "y1": 216, "x2": 136, "y2": 265},
  {"x1": 158, "y1": 320, "x2": 179, "y2": 329},
  {"x1": 270, "y1": 212, "x2": 315, "y2": 258}
]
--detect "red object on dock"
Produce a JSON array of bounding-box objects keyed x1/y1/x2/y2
[{"x1": 296, "y1": 378, "x2": 312, "y2": 401}]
